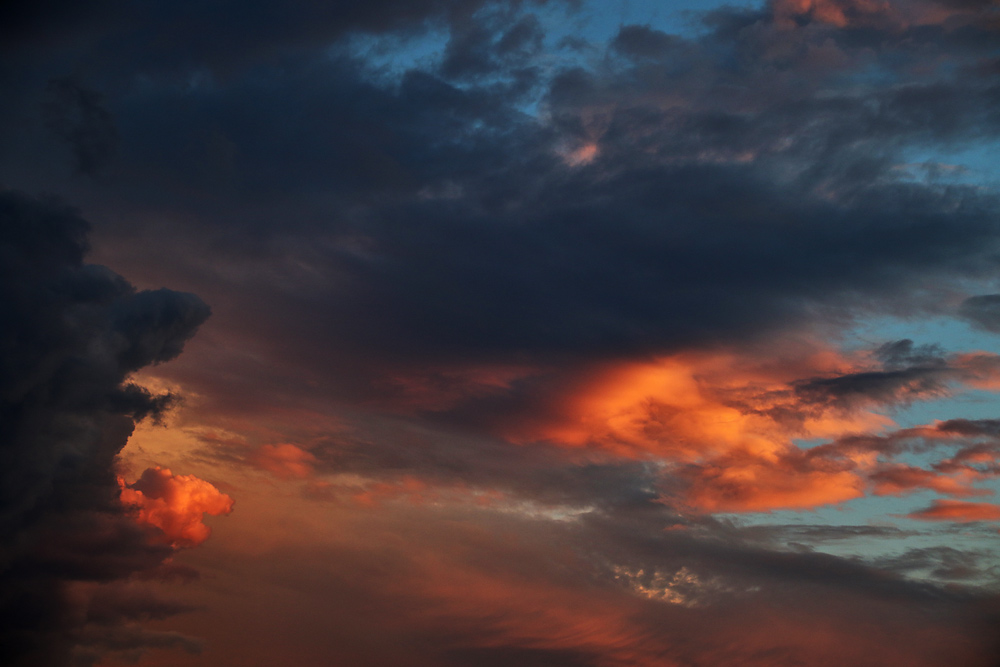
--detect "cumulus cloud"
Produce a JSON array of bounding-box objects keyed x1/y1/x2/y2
[{"x1": 119, "y1": 467, "x2": 233, "y2": 548}]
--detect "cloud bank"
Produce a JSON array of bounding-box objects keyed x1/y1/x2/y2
[{"x1": 0, "y1": 191, "x2": 216, "y2": 666}]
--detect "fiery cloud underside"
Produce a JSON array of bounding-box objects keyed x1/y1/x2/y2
[{"x1": 499, "y1": 347, "x2": 1000, "y2": 511}]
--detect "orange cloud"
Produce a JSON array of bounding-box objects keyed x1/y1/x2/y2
[
  {"x1": 871, "y1": 465, "x2": 989, "y2": 498},
  {"x1": 120, "y1": 467, "x2": 234, "y2": 548},
  {"x1": 509, "y1": 343, "x2": 1000, "y2": 513},
  {"x1": 520, "y1": 349, "x2": 891, "y2": 459},
  {"x1": 677, "y1": 448, "x2": 867, "y2": 512},
  {"x1": 249, "y1": 443, "x2": 318, "y2": 479},
  {"x1": 907, "y1": 499, "x2": 1000, "y2": 523}
]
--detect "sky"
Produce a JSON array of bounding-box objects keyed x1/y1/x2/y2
[{"x1": 2, "y1": 0, "x2": 1000, "y2": 665}]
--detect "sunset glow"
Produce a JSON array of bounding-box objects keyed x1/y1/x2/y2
[{"x1": 3, "y1": 0, "x2": 1000, "y2": 665}]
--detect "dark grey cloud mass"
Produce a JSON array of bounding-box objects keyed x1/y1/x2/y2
[
  {"x1": 0, "y1": 191, "x2": 209, "y2": 665},
  {"x1": 960, "y1": 294, "x2": 1000, "y2": 332},
  {"x1": 41, "y1": 77, "x2": 118, "y2": 176},
  {"x1": 3, "y1": 0, "x2": 992, "y2": 391}
]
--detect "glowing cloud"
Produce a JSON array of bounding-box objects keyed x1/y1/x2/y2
[
  {"x1": 907, "y1": 500, "x2": 1000, "y2": 523},
  {"x1": 523, "y1": 349, "x2": 896, "y2": 459},
  {"x1": 510, "y1": 344, "x2": 1000, "y2": 512},
  {"x1": 120, "y1": 467, "x2": 234, "y2": 548},
  {"x1": 678, "y1": 450, "x2": 867, "y2": 512}
]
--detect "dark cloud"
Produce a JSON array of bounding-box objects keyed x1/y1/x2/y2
[
  {"x1": 32, "y1": 10, "x2": 994, "y2": 400},
  {"x1": 0, "y1": 0, "x2": 555, "y2": 77},
  {"x1": 2, "y1": 1, "x2": 999, "y2": 383},
  {"x1": 789, "y1": 340, "x2": 1000, "y2": 414},
  {"x1": 959, "y1": 294, "x2": 1000, "y2": 332},
  {"x1": 874, "y1": 546, "x2": 997, "y2": 581},
  {"x1": 741, "y1": 523, "x2": 920, "y2": 544},
  {"x1": 611, "y1": 24, "x2": 684, "y2": 60},
  {"x1": 937, "y1": 418, "x2": 1000, "y2": 436},
  {"x1": 72, "y1": 625, "x2": 202, "y2": 667},
  {"x1": 443, "y1": 646, "x2": 600, "y2": 667},
  {"x1": 83, "y1": 584, "x2": 200, "y2": 626},
  {"x1": 0, "y1": 190, "x2": 210, "y2": 666},
  {"x1": 41, "y1": 77, "x2": 118, "y2": 176},
  {"x1": 440, "y1": 10, "x2": 545, "y2": 80}
]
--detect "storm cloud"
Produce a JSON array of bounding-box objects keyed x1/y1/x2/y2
[{"x1": 0, "y1": 191, "x2": 212, "y2": 666}]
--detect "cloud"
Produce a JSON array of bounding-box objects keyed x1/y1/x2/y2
[
  {"x1": 958, "y1": 294, "x2": 1000, "y2": 332},
  {"x1": 907, "y1": 499, "x2": 1000, "y2": 522},
  {"x1": 677, "y1": 448, "x2": 867, "y2": 512},
  {"x1": 454, "y1": 342, "x2": 1000, "y2": 511},
  {"x1": 874, "y1": 546, "x2": 996, "y2": 581},
  {"x1": 179, "y1": 499, "x2": 1000, "y2": 667},
  {"x1": 741, "y1": 523, "x2": 919, "y2": 544},
  {"x1": 4, "y1": 0, "x2": 1000, "y2": 384},
  {"x1": 72, "y1": 625, "x2": 202, "y2": 667},
  {"x1": 0, "y1": 190, "x2": 212, "y2": 666},
  {"x1": 119, "y1": 467, "x2": 234, "y2": 548},
  {"x1": 772, "y1": 0, "x2": 896, "y2": 28},
  {"x1": 0, "y1": 0, "x2": 558, "y2": 85},
  {"x1": 247, "y1": 443, "x2": 319, "y2": 480},
  {"x1": 41, "y1": 77, "x2": 117, "y2": 175},
  {"x1": 81, "y1": 582, "x2": 201, "y2": 626},
  {"x1": 870, "y1": 464, "x2": 989, "y2": 497}
]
